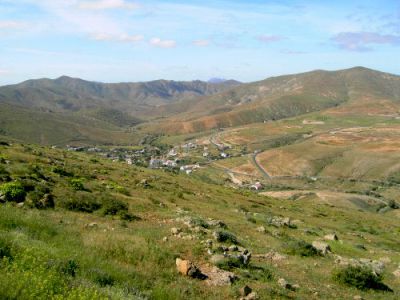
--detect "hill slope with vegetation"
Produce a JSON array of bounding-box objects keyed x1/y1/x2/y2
[{"x1": 0, "y1": 140, "x2": 399, "y2": 299}]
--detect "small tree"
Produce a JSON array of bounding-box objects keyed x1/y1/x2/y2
[{"x1": 0, "y1": 182, "x2": 26, "y2": 202}]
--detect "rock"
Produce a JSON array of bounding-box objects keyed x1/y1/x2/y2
[
  {"x1": 162, "y1": 237, "x2": 168, "y2": 242},
  {"x1": 228, "y1": 245, "x2": 238, "y2": 252},
  {"x1": 205, "y1": 266, "x2": 237, "y2": 286},
  {"x1": 171, "y1": 227, "x2": 182, "y2": 235},
  {"x1": 278, "y1": 278, "x2": 293, "y2": 290},
  {"x1": 353, "y1": 296, "x2": 363, "y2": 300},
  {"x1": 267, "y1": 216, "x2": 293, "y2": 228},
  {"x1": 206, "y1": 219, "x2": 226, "y2": 228},
  {"x1": 392, "y1": 268, "x2": 400, "y2": 277},
  {"x1": 210, "y1": 254, "x2": 226, "y2": 265},
  {"x1": 312, "y1": 241, "x2": 331, "y2": 255},
  {"x1": 256, "y1": 226, "x2": 266, "y2": 233},
  {"x1": 278, "y1": 278, "x2": 298, "y2": 291},
  {"x1": 254, "y1": 251, "x2": 286, "y2": 262},
  {"x1": 16, "y1": 202, "x2": 24, "y2": 208},
  {"x1": 241, "y1": 292, "x2": 258, "y2": 300},
  {"x1": 85, "y1": 222, "x2": 98, "y2": 228},
  {"x1": 175, "y1": 258, "x2": 204, "y2": 279},
  {"x1": 239, "y1": 285, "x2": 252, "y2": 297},
  {"x1": 324, "y1": 233, "x2": 338, "y2": 241}
]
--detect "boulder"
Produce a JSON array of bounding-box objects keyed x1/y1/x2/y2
[
  {"x1": 256, "y1": 226, "x2": 266, "y2": 233},
  {"x1": 392, "y1": 267, "x2": 400, "y2": 278},
  {"x1": 239, "y1": 285, "x2": 252, "y2": 297},
  {"x1": 240, "y1": 292, "x2": 258, "y2": 300},
  {"x1": 228, "y1": 245, "x2": 238, "y2": 252},
  {"x1": 171, "y1": 227, "x2": 182, "y2": 235},
  {"x1": 324, "y1": 233, "x2": 339, "y2": 241},
  {"x1": 312, "y1": 241, "x2": 331, "y2": 255},
  {"x1": 278, "y1": 278, "x2": 298, "y2": 291},
  {"x1": 205, "y1": 266, "x2": 237, "y2": 286},
  {"x1": 210, "y1": 254, "x2": 226, "y2": 265},
  {"x1": 176, "y1": 258, "x2": 204, "y2": 278}
]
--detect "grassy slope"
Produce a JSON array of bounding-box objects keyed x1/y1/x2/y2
[
  {"x1": 145, "y1": 67, "x2": 400, "y2": 134},
  {"x1": 0, "y1": 142, "x2": 399, "y2": 299},
  {"x1": 0, "y1": 103, "x2": 142, "y2": 146}
]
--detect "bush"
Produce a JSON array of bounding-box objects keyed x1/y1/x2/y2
[
  {"x1": 27, "y1": 192, "x2": 55, "y2": 209},
  {"x1": 59, "y1": 259, "x2": 79, "y2": 277},
  {"x1": 118, "y1": 211, "x2": 141, "y2": 221},
  {"x1": 60, "y1": 194, "x2": 101, "y2": 213},
  {"x1": 216, "y1": 256, "x2": 246, "y2": 270},
  {"x1": 334, "y1": 266, "x2": 392, "y2": 291},
  {"x1": 0, "y1": 238, "x2": 13, "y2": 260},
  {"x1": 87, "y1": 268, "x2": 115, "y2": 287},
  {"x1": 214, "y1": 231, "x2": 239, "y2": 244},
  {"x1": 69, "y1": 178, "x2": 85, "y2": 191},
  {"x1": 284, "y1": 240, "x2": 319, "y2": 257},
  {"x1": 102, "y1": 198, "x2": 128, "y2": 216},
  {"x1": 0, "y1": 182, "x2": 26, "y2": 202},
  {"x1": 52, "y1": 166, "x2": 73, "y2": 177}
]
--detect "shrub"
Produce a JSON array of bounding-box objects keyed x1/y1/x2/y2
[
  {"x1": 216, "y1": 256, "x2": 246, "y2": 270},
  {"x1": 69, "y1": 178, "x2": 85, "y2": 191},
  {"x1": 118, "y1": 211, "x2": 141, "y2": 221},
  {"x1": 334, "y1": 266, "x2": 392, "y2": 291},
  {"x1": 27, "y1": 192, "x2": 55, "y2": 209},
  {"x1": 214, "y1": 231, "x2": 238, "y2": 244},
  {"x1": 59, "y1": 259, "x2": 79, "y2": 277},
  {"x1": 284, "y1": 240, "x2": 319, "y2": 257},
  {"x1": 0, "y1": 182, "x2": 26, "y2": 202},
  {"x1": 52, "y1": 166, "x2": 73, "y2": 177},
  {"x1": 60, "y1": 194, "x2": 101, "y2": 213},
  {"x1": 0, "y1": 238, "x2": 13, "y2": 260},
  {"x1": 102, "y1": 198, "x2": 128, "y2": 216},
  {"x1": 87, "y1": 268, "x2": 115, "y2": 287}
]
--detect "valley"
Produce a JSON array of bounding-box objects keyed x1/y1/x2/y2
[{"x1": 1, "y1": 67, "x2": 400, "y2": 299}]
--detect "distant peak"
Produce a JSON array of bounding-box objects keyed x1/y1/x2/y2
[{"x1": 208, "y1": 78, "x2": 228, "y2": 84}]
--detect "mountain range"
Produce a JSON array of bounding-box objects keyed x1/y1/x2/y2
[{"x1": 0, "y1": 67, "x2": 399, "y2": 144}]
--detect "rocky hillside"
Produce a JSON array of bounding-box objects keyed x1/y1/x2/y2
[
  {"x1": 148, "y1": 67, "x2": 400, "y2": 134},
  {"x1": 0, "y1": 140, "x2": 399, "y2": 299}
]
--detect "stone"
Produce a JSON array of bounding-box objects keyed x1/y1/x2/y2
[
  {"x1": 312, "y1": 241, "x2": 331, "y2": 255},
  {"x1": 86, "y1": 222, "x2": 98, "y2": 228},
  {"x1": 171, "y1": 227, "x2": 182, "y2": 235},
  {"x1": 162, "y1": 237, "x2": 168, "y2": 242},
  {"x1": 175, "y1": 258, "x2": 204, "y2": 278},
  {"x1": 239, "y1": 285, "x2": 252, "y2": 297},
  {"x1": 392, "y1": 268, "x2": 400, "y2": 278},
  {"x1": 353, "y1": 296, "x2": 363, "y2": 300},
  {"x1": 278, "y1": 278, "x2": 297, "y2": 291},
  {"x1": 206, "y1": 219, "x2": 226, "y2": 228},
  {"x1": 228, "y1": 245, "x2": 238, "y2": 252},
  {"x1": 242, "y1": 292, "x2": 258, "y2": 300},
  {"x1": 210, "y1": 254, "x2": 226, "y2": 265},
  {"x1": 256, "y1": 226, "x2": 266, "y2": 233},
  {"x1": 324, "y1": 233, "x2": 339, "y2": 241},
  {"x1": 205, "y1": 266, "x2": 237, "y2": 286}
]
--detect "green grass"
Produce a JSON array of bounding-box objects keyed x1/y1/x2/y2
[{"x1": 0, "y1": 142, "x2": 399, "y2": 299}]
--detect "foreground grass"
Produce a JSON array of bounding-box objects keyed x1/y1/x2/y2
[{"x1": 0, "y1": 142, "x2": 399, "y2": 299}]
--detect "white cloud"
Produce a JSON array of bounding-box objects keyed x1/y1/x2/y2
[
  {"x1": 192, "y1": 40, "x2": 210, "y2": 47},
  {"x1": 256, "y1": 35, "x2": 284, "y2": 43},
  {"x1": 0, "y1": 69, "x2": 9, "y2": 75},
  {"x1": 78, "y1": 0, "x2": 139, "y2": 10},
  {"x1": 149, "y1": 37, "x2": 176, "y2": 48},
  {"x1": 0, "y1": 21, "x2": 26, "y2": 30},
  {"x1": 91, "y1": 33, "x2": 143, "y2": 42}
]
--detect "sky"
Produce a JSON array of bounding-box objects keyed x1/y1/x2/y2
[{"x1": 0, "y1": 0, "x2": 399, "y2": 85}]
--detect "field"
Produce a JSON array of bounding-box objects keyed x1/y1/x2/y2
[{"x1": 0, "y1": 141, "x2": 399, "y2": 299}]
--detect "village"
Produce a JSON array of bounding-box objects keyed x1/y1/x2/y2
[{"x1": 65, "y1": 140, "x2": 264, "y2": 191}]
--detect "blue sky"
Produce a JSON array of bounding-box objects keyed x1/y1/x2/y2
[{"x1": 0, "y1": 0, "x2": 399, "y2": 85}]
